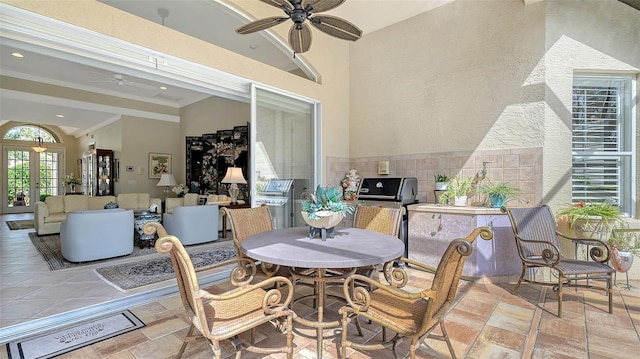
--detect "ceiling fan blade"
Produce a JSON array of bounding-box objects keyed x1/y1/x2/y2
[
  {"x1": 289, "y1": 23, "x2": 312, "y2": 53},
  {"x1": 236, "y1": 17, "x2": 289, "y2": 34},
  {"x1": 303, "y1": 0, "x2": 346, "y2": 14},
  {"x1": 309, "y1": 15, "x2": 362, "y2": 41},
  {"x1": 259, "y1": 0, "x2": 294, "y2": 11}
]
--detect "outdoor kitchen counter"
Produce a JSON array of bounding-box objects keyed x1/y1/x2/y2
[{"x1": 406, "y1": 204, "x2": 521, "y2": 282}]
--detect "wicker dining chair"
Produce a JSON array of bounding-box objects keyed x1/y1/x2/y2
[
  {"x1": 222, "y1": 204, "x2": 289, "y2": 277},
  {"x1": 351, "y1": 204, "x2": 405, "y2": 278},
  {"x1": 503, "y1": 205, "x2": 614, "y2": 317},
  {"x1": 146, "y1": 222, "x2": 295, "y2": 359},
  {"x1": 339, "y1": 227, "x2": 493, "y2": 359}
]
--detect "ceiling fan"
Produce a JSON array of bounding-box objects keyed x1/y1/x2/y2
[
  {"x1": 87, "y1": 72, "x2": 158, "y2": 91},
  {"x1": 236, "y1": 0, "x2": 362, "y2": 53}
]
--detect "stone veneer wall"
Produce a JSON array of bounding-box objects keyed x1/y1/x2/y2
[{"x1": 327, "y1": 147, "x2": 542, "y2": 206}]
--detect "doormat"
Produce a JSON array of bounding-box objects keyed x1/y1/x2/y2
[
  {"x1": 5, "y1": 310, "x2": 144, "y2": 359},
  {"x1": 6, "y1": 220, "x2": 34, "y2": 230},
  {"x1": 94, "y1": 242, "x2": 236, "y2": 291}
]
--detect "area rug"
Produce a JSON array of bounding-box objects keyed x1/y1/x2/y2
[
  {"x1": 95, "y1": 242, "x2": 236, "y2": 291},
  {"x1": 5, "y1": 310, "x2": 144, "y2": 359},
  {"x1": 6, "y1": 219, "x2": 34, "y2": 230},
  {"x1": 29, "y1": 232, "x2": 160, "y2": 271}
]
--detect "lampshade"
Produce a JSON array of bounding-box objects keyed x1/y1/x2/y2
[
  {"x1": 222, "y1": 167, "x2": 247, "y2": 184},
  {"x1": 157, "y1": 173, "x2": 177, "y2": 187}
]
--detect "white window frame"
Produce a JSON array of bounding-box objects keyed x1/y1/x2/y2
[{"x1": 572, "y1": 74, "x2": 636, "y2": 217}]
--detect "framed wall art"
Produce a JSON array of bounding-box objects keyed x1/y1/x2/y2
[{"x1": 149, "y1": 152, "x2": 171, "y2": 179}]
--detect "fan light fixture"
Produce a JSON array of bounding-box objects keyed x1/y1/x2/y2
[
  {"x1": 32, "y1": 126, "x2": 47, "y2": 153},
  {"x1": 222, "y1": 167, "x2": 247, "y2": 205},
  {"x1": 236, "y1": 0, "x2": 362, "y2": 54}
]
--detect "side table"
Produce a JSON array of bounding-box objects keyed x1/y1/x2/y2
[
  {"x1": 218, "y1": 203, "x2": 251, "y2": 238},
  {"x1": 133, "y1": 210, "x2": 162, "y2": 248}
]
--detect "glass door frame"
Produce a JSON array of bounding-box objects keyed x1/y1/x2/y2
[
  {"x1": 2, "y1": 145, "x2": 65, "y2": 213},
  {"x1": 250, "y1": 83, "x2": 322, "y2": 207}
]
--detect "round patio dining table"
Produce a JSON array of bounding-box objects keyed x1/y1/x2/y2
[{"x1": 241, "y1": 226, "x2": 404, "y2": 359}]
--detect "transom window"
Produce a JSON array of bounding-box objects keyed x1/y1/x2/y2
[
  {"x1": 3, "y1": 125, "x2": 56, "y2": 142},
  {"x1": 572, "y1": 74, "x2": 635, "y2": 216}
]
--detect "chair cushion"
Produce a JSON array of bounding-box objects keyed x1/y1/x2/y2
[
  {"x1": 88, "y1": 195, "x2": 116, "y2": 210},
  {"x1": 64, "y1": 195, "x2": 89, "y2": 213},
  {"x1": 205, "y1": 288, "x2": 268, "y2": 336},
  {"x1": 45, "y1": 212, "x2": 67, "y2": 223},
  {"x1": 117, "y1": 193, "x2": 149, "y2": 209},
  {"x1": 367, "y1": 289, "x2": 427, "y2": 335},
  {"x1": 45, "y1": 196, "x2": 64, "y2": 214},
  {"x1": 184, "y1": 193, "x2": 199, "y2": 206}
]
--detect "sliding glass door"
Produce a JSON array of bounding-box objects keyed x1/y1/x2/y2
[{"x1": 251, "y1": 85, "x2": 321, "y2": 228}]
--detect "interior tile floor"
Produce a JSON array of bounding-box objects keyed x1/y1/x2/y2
[{"x1": 2, "y1": 212, "x2": 640, "y2": 358}]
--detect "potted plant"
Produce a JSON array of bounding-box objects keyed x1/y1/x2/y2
[
  {"x1": 63, "y1": 172, "x2": 82, "y2": 193},
  {"x1": 301, "y1": 185, "x2": 354, "y2": 240},
  {"x1": 555, "y1": 201, "x2": 622, "y2": 242},
  {"x1": 438, "y1": 175, "x2": 474, "y2": 206},
  {"x1": 434, "y1": 174, "x2": 450, "y2": 191},
  {"x1": 477, "y1": 181, "x2": 521, "y2": 208},
  {"x1": 609, "y1": 221, "x2": 640, "y2": 274}
]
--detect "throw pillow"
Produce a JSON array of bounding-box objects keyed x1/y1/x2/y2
[{"x1": 104, "y1": 201, "x2": 119, "y2": 209}]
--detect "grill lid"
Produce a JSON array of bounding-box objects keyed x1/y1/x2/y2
[{"x1": 356, "y1": 177, "x2": 417, "y2": 203}]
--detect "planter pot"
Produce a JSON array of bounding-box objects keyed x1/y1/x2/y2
[
  {"x1": 611, "y1": 249, "x2": 634, "y2": 273},
  {"x1": 301, "y1": 211, "x2": 344, "y2": 241},
  {"x1": 453, "y1": 196, "x2": 467, "y2": 206},
  {"x1": 556, "y1": 215, "x2": 612, "y2": 242},
  {"x1": 488, "y1": 194, "x2": 506, "y2": 208},
  {"x1": 435, "y1": 182, "x2": 448, "y2": 191}
]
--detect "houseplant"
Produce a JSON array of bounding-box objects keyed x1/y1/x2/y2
[
  {"x1": 477, "y1": 181, "x2": 521, "y2": 208},
  {"x1": 434, "y1": 174, "x2": 450, "y2": 191},
  {"x1": 438, "y1": 175, "x2": 474, "y2": 206},
  {"x1": 63, "y1": 172, "x2": 82, "y2": 193},
  {"x1": 301, "y1": 185, "x2": 354, "y2": 239},
  {"x1": 555, "y1": 201, "x2": 622, "y2": 242}
]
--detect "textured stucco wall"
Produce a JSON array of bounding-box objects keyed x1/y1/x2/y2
[
  {"x1": 543, "y1": 0, "x2": 640, "y2": 213},
  {"x1": 349, "y1": 0, "x2": 545, "y2": 157}
]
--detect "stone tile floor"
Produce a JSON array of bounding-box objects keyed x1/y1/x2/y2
[{"x1": 2, "y1": 213, "x2": 639, "y2": 358}]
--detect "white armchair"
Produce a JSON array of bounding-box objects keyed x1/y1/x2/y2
[
  {"x1": 163, "y1": 204, "x2": 219, "y2": 245},
  {"x1": 60, "y1": 209, "x2": 134, "y2": 262}
]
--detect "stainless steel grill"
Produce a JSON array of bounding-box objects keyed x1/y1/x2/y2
[{"x1": 355, "y1": 177, "x2": 418, "y2": 258}]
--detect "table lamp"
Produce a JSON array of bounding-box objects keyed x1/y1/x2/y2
[
  {"x1": 157, "y1": 173, "x2": 177, "y2": 200},
  {"x1": 222, "y1": 167, "x2": 246, "y2": 205}
]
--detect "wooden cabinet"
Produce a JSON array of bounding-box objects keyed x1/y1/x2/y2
[{"x1": 82, "y1": 149, "x2": 114, "y2": 196}]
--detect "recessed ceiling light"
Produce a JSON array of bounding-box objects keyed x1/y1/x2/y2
[
  {"x1": 159, "y1": 86, "x2": 168, "y2": 90},
  {"x1": 56, "y1": 114, "x2": 65, "y2": 118},
  {"x1": 11, "y1": 52, "x2": 24, "y2": 58}
]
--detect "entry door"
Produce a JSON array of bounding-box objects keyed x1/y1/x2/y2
[{"x1": 3, "y1": 146, "x2": 63, "y2": 213}]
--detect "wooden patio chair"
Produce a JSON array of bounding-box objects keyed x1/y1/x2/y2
[
  {"x1": 146, "y1": 222, "x2": 295, "y2": 359},
  {"x1": 339, "y1": 227, "x2": 493, "y2": 359},
  {"x1": 502, "y1": 205, "x2": 614, "y2": 317}
]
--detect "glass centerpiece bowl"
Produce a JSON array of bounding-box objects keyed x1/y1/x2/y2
[{"x1": 301, "y1": 185, "x2": 354, "y2": 240}]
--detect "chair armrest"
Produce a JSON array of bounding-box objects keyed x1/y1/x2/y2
[
  {"x1": 513, "y1": 233, "x2": 562, "y2": 266},
  {"x1": 198, "y1": 274, "x2": 295, "y2": 314},
  {"x1": 556, "y1": 231, "x2": 611, "y2": 263}
]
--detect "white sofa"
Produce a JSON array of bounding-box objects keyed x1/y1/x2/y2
[
  {"x1": 60, "y1": 209, "x2": 134, "y2": 262},
  {"x1": 163, "y1": 204, "x2": 219, "y2": 245},
  {"x1": 34, "y1": 193, "x2": 161, "y2": 235}
]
